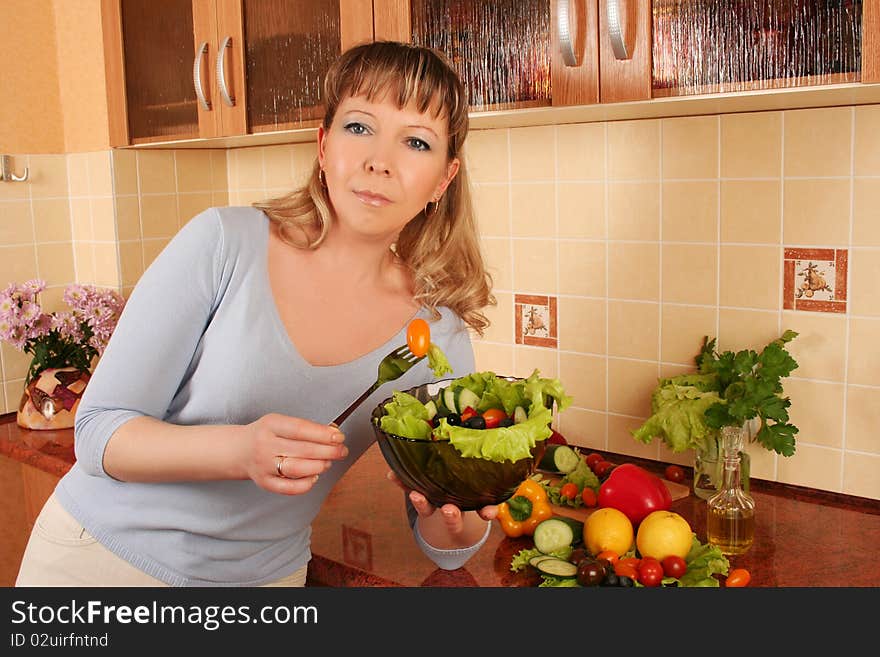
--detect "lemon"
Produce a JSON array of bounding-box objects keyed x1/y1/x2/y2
[
  {"x1": 584, "y1": 507, "x2": 634, "y2": 556},
  {"x1": 636, "y1": 510, "x2": 693, "y2": 560}
]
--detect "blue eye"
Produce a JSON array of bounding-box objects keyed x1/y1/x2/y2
[
  {"x1": 344, "y1": 122, "x2": 370, "y2": 135},
  {"x1": 407, "y1": 138, "x2": 430, "y2": 152}
]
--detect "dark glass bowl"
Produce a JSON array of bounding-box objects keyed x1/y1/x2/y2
[{"x1": 370, "y1": 378, "x2": 547, "y2": 511}]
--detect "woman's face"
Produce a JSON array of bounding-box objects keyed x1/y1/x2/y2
[{"x1": 317, "y1": 92, "x2": 460, "y2": 241}]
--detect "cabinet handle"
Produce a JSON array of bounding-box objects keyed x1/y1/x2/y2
[
  {"x1": 557, "y1": 0, "x2": 583, "y2": 67},
  {"x1": 193, "y1": 41, "x2": 212, "y2": 111},
  {"x1": 216, "y1": 36, "x2": 235, "y2": 107},
  {"x1": 607, "y1": 0, "x2": 630, "y2": 60}
]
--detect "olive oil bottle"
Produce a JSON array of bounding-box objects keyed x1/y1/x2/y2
[{"x1": 706, "y1": 425, "x2": 755, "y2": 555}]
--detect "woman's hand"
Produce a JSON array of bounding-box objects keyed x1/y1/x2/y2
[
  {"x1": 387, "y1": 471, "x2": 497, "y2": 549},
  {"x1": 242, "y1": 413, "x2": 348, "y2": 495}
]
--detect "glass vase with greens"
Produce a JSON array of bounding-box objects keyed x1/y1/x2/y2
[{"x1": 631, "y1": 331, "x2": 799, "y2": 499}]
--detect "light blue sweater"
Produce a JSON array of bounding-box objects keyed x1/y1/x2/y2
[{"x1": 55, "y1": 206, "x2": 482, "y2": 586}]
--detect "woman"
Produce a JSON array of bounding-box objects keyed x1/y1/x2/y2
[{"x1": 16, "y1": 41, "x2": 495, "y2": 587}]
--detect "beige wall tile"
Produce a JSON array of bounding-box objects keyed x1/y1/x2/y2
[
  {"x1": 608, "y1": 414, "x2": 659, "y2": 460},
  {"x1": 662, "y1": 115, "x2": 718, "y2": 179},
  {"x1": 0, "y1": 201, "x2": 33, "y2": 244},
  {"x1": 511, "y1": 183, "x2": 555, "y2": 237},
  {"x1": 142, "y1": 238, "x2": 170, "y2": 270},
  {"x1": 176, "y1": 150, "x2": 215, "y2": 193},
  {"x1": 608, "y1": 242, "x2": 659, "y2": 301},
  {"x1": 785, "y1": 378, "x2": 844, "y2": 449},
  {"x1": 510, "y1": 126, "x2": 555, "y2": 181},
  {"x1": 512, "y1": 239, "x2": 556, "y2": 294},
  {"x1": 607, "y1": 119, "x2": 660, "y2": 180},
  {"x1": 70, "y1": 198, "x2": 91, "y2": 241},
  {"x1": 780, "y1": 311, "x2": 845, "y2": 382},
  {"x1": 90, "y1": 197, "x2": 116, "y2": 242},
  {"x1": 178, "y1": 193, "x2": 214, "y2": 227},
  {"x1": 784, "y1": 107, "x2": 852, "y2": 177},
  {"x1": 118, "y1": 240, "x2": 144, "y2": 288},
  {"x1": 744, "y1": 439, "x2": 778, "y2": 482},
  {"x1": 556, "y1": 123, "x2": 605, "y2": 181},
  {"x1": 38, "y1": 287, "x2": 66, "y2": 314},
  {"x1": 4, "y1": 379, "x2": 24, "y2": 413},
  {"x1": 480, "y1": 291, "x2": 513, "y2": 344},
  {"x1": 662, "y1": 243, "x2": 717, "y2": 305},
  {"x1": 472, "y1": 341, "x2": 514, "y2": 373},
  {"x1": 112, "y1": 149, "x2": 138, "y2": 196},
  {"x1": 558, "y1": 297, "x2": 606, "y2": 354},
  {"x1": 473, "y1": 184, "x2": 510, "y2": 236},
  {"x1": 782, "y1": 179, "x2": 850, "y2": 246},
  {"x1": 465, "y1": 129, "x2": 509, "y2": 183},
  {"x1": 558, "y1": 182, "x2": 605, "y2": 239},
  {"x1": 137, "y1": 151, "x2": 176, "y2": 194},
  {"x1": 29, "y1": 155, "x2": 69, "y2": 199},
  {"x1": 721, "y1": 112, "x2": 782, "y2": 178},
  {"x1": 1, "y1": 343, "x2": 30, "y2": 380},
  {"x1": 719, "y1": 245, "x2": 780, "y2": 309},
  {"x1": 662, "y1": 181, "x2": 717, "y2": 242},
  {"x1": 212, "y1": 191, "x2": 229, "y2": 207},
  {"x1": 559, "y1": 353, "x2": 606, "y2": 411},
  {"x1": 481, "y1": 237, "x2": 511, "y2": 291},
  {"x1": 234, "y1": 189, "x2": 269, "y2": 206},
  {"x1": 513, "y1": 345, "x2": 558, "y2": 379},
  {"x1": 36, "y1": 242, "x2": 74, "y2": 285},
  {"x1": 65, "y1": 154, "x2": 89, "y2": 198},
  {"x1": 557, "y1": 407, "x2": 607, "y2": 451},
  {"x1": 853, "y1": 178, "x2": 880, "y2": 246},
  {"x1": 843, "y1": 452, "x2": 880, "y2": 499},
  {"x1": 718, "y1": 308, "x2": 781, "y2": 354},
  {"x1": 0, "y1": 157, "x2": 29, "y2": 201},
  {"x1": 87, "y1": 151, "x2": 113, "y2": 197},
  {"x1": 231, "y1": 147, "x2": 264, "y2": 190},
  {"x1": 0, "y1": 245, "x2": 38, "y2": 282},
  {"x1": 93, "y1": 242, "x2": 120, "y2": 288},
  {"x1": 73, "y1": 243, "x2": 94, "y2": 284},
  {"x1": 777, "y1": 443, "x2": 841, "y2": 492},
  {"x1": 608, "y1": 301, "x2": 659, "y2": 360},
  {"x1": 845, "y1": 386, "x2": 880, "y2": 455},
  {"x1": 607, "y1": 357, "x2": 659, "y2": 417},
  {"x1": 558, "y1": 241, "x2": 605, "y2": 296},
  {"x1": 290, "y1": 143, "x2": 316, "y2": 188},
  {"x1": 32, "y1": 198, "x2": 71, "y2": 243},
  {"x1": 262, "y1": 145, "x2": 295, "y2": 189},
  {"x1": 608, "y1": 182, "x2": 660, "y2": 240},
  {"x1": 849, "y1": 249, "x2": 880, "y2": 317},
  {"x1": 661, "y1": 305, "x2": 718, "y2": 365},
  {"x1": 854, "y1": 105, "x2": 880, "y2": 175},
  {"x1": 114, "y1": 196, "x2": 140, "y2": 241},
  {"x1": 720, "y1": 180, "x2": 781, "y2": 243},
  {"x1": 140, "y1": 195, "x2": 179, "y2": 240}
]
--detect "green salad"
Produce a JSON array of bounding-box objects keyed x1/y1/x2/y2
[{"x1": 378, "y1": 369, "x2": 572, "y2": 464}]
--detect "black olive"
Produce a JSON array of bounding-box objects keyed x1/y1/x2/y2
[
  {"x1": 617, "y1": 575, "x2": 634, "y2": 587},
  {"x1": 601, "y1": 572, "x2": 620, "y2": 587},
  {"x1": 445, "y1": 413, "x2": 461, "y2": 426},
  {"x1": 497, "y1": 417, "x2": 514, "y2": 427},
  {"x1": 463, "y1": 415, "x2": 486, "y2": 430}
]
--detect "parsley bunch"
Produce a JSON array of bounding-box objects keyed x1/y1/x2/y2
[{"x1": 696, "y1": 330, "x2": 799, "y2": 456}]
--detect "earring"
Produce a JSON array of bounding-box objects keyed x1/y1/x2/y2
[
  {"x1": 424, "y1": 198, "x2": 439, "y2": 217},
  {"x1": 319, "y1": 169, "x2": 327, "y2": 188}
]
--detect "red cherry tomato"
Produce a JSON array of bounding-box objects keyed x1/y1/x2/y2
[
  {"x1": 726, "y1": 568, "x2": 751, "y2": 587},
  {"x1": 581, "y1": 487, "x2": 598, "y2": 508},
  {"x1": 662, "y1": 555, "x2": 687, "y2": 579},
  {"x1": 594, "y1": 461, "x2": 616, "y2": 478},
  {"x1": 547, "y1": 430, "x2": 568, "y2": 445},
  {"x1": 638, "y1": 559, "x2": 664, "y2": 587},
  {"x1": 665, "y1": 464, "x2": 686, "y2": 484},
  {"x1": 560, "y1": 482, "x2": 579, "y2": 500},
  {"x1": 614, "y1": 562, "x2": 639, "y2": 580},
  {"x1": 585, "y1": 453, "x2": 604, "y2": 471},
  {"x1": 460, "y1": 407, "x2": 477, "y2": 422},
  {"x1": 406, "y1": 318, "x2": 431, "y2": 357},
  {"x1": 481, "y1": 408, "x2": 508, "y2": 429}
]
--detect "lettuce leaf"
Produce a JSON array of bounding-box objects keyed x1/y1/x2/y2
[
  {"x1": 426, "y1": 343, "x2": 453, "y2": 377},
  {"x1": 377, "y1": 391, "x2": 431, "y2": 439},
  {"x1": 631, "y1": 378, "x2": 724, "y2": 453}
]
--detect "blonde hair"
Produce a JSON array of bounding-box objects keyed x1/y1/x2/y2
[{"x1": 254, "y1": 40, "x2": 495, "y2": 335}]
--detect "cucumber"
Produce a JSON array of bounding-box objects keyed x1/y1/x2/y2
[
  {"x1": 442, "y1": 387, "x2": 457, "y2": 413},
  {"x1": 513, "y1": 406, "x2": 527, "y2": 424},
  {"x1": 533, "y1": 517, "x2": 575, "y2": 554},
  {"x1": 535, "y1": 557, "x2": 578, "y2": 579},
  {"x1": 528, "y1": 554, "x2": 556, "y2": 568},
  {"x1": 424, "y1": 400, "x2": 438, "y2": 421},
  {"x1": 457, "y1": 388, "x2": 480, "y2": 414},
  {"x1": 539, "y1": 444, "x2": 580, "y2": 474},
  {"x1": 554, "y1": 516, "x2": 584, "y2": 544}
]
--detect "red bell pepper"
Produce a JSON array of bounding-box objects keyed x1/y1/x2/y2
[{"x1": 598, "y1": 463, "x2": 672, "y2": 525}]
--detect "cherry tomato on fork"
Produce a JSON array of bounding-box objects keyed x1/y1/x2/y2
[{"x1": 406, "y1": 319, "x2": 431, "y2": 357}]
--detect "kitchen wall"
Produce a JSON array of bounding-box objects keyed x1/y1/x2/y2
[{"x1": 222, "y1": 106, "x2": 880, "y2": 501}]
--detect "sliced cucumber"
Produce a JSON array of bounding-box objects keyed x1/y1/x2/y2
[
  {"x1": 554, "y1": 516, "x2": 584, "y2": 544},
  {"x1": 539, "y1": 444, "x2": 581, "y2": 474},
  {"x1": 533, "y1": 518, "x2": 575, "y2": 555},
  {"x1": 424, "y1": 400, "x2": 438, "y2": 421},
  {"x1": 442, "y1": 387, "x2": 457, "y2": 413},
  {"x1": 513, "y1": 406, "x2": 528, "y2": 424},
  {"x1": 535, "y1": 557, "x2": 578, "y2": 579},
  {"x1": 456, "y1": 388, "x2": 480, "y2": 414},
  {"x1": 528, "y1": 554, "x2": 556, "y2": 568}
]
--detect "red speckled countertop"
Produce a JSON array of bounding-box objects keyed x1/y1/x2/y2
[{"x1": 3, "y1": 413, "x2": 878, "y2": 587}]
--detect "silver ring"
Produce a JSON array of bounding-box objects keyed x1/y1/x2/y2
[{"x1": 275, "y1": 455, "x2": 287, "y2": 478}]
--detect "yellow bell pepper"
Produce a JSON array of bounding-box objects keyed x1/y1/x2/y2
[{"x1": 496, "y1": 478, "x2": 553, "y2": 537}]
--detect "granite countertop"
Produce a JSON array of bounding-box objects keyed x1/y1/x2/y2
[{"x1": 3, "y1": 413, "x2": 878, "y2": 587}]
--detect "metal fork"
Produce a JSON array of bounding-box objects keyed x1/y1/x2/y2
[{"x1": 331, "y1": 345, "x2": 425, "y2": 426}]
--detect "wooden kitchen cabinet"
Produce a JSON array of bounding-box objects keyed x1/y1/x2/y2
[{"x1": 101, "y1": 0, "x2": 373, "y2": 146}]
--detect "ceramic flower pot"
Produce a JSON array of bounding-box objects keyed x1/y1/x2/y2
[{"x1": 17, "y1": 367, "x2": 91, "y2": 431}]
